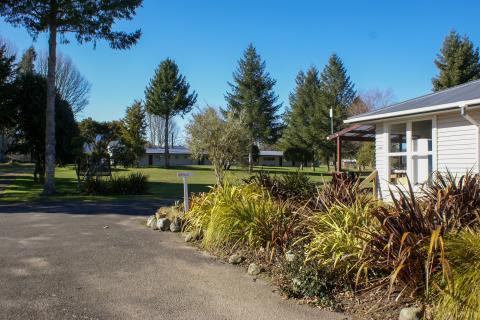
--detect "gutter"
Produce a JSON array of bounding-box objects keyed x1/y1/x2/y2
[
  {"x1": 460, "y1": 104, "x2": 480, "y2": 127},
  {"x1": 345, "y1": 97, "x2": 480, "y2": 124},
  {"x1": 459, "y1": 104, "x2": 480, "y2": 173}
]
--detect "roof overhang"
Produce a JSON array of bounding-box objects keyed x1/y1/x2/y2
[
  {"x1": 327, "y1": 124, "x2": 375, "y2": 141},
  {"x1": 345, "y1": 98, "x2": 480, "y2": 124}
]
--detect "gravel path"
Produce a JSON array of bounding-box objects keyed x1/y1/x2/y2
[{"x1": 0, "y1": 201, "x2": 348, "y2": 320}]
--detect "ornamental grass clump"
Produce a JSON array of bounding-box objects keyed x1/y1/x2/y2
[
  {"x1": 184, "y1": 183, "x2": 297, "y2": 252},
  {"x1": 301, "y1": 199, "x2": 378, "y2": 280},
  {"x1": 434, "y1": 229, "x2": 480, "y2": 320}
]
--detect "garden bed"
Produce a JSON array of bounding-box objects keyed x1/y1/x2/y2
[{"x1": 150, "y1": 170, "x2": 480, "y2": 320}]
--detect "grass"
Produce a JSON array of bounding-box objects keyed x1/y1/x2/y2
[{"x1": 0, "y1": 163, "x2": 337, "y2": 202}]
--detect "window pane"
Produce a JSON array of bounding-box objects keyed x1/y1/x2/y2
[
  {"x1": 412, "y1": 120, "x2": 432, "y2": 153},
  {"x1": 390, "y1": 123, "x2": 407, "y2": 152},
  {"x1": 412, "y1": 154, "x2": 432, "y2": 184},
  {"x1": 389, "y1": 155, "x2": 407, "y2": 185}
]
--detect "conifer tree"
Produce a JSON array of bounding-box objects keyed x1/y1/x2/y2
[
  {"x1": 432, "y1": 30, "x2": 480, "y2": 91},
  {"x1": 0, "y1": 0, "x2": 142, "y2": 194},
  {"x1": 317, "y1": 54, "x2": 356, "y2": 166},
  {"x1": 281, "y1": 68, "x2": 320, "y2": 167},
  {"x1": 18, "y1": 46, "x2": 36, "y2": 75},
  {"x1": 145, "y1": 59, "x2": 197, "y2": 168},
  {"x1": 121, "y1": 100, "x2": 147, "y2": 166},
  {"x1": 0, "y1": 42, "x2": 15, "y2": 130},
  {"x1": 225, "y1": 44, "x2": 281, "y2": 172}
]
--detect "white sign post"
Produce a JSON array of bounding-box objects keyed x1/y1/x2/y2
[{"x1": 177, "y1": 172, "x2": 193, "y2": 214}]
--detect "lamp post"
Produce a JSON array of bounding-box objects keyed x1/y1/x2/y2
[
  {"x1": 330, "y1": 108, "x2": 335, "y2": 171},
  {"x1": 329, "y1": 108, "x2": 334, "y2": 135}
]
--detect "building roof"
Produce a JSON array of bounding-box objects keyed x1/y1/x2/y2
[
  {"x1": 145, "y1": 147, "x2": 285, "y2": 157},
  {"x1": 259, "y1": 150, "x2": 283, "y2": 156},
  {"x1": 346, "y1": 79, "x2": 480, "y2": 123},
  {"x1": 145, "y1": 147, "x2": 191, "y2": 154}
]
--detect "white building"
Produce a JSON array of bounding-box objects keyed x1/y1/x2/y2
[
  {"x1": 343, "y1": 79, "x2": 480, "y2": 200},
  {"x1": 139, "y1": 147, "x2": 293, "y2": 167}
]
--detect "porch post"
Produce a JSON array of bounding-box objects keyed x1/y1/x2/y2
[{"x1": 336, "y1": 136, "x2": 342, "y2": 172}]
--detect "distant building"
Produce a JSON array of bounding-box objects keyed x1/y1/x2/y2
[{"x1": 138, "y1": 147, "x2": 293, "y2": 167}]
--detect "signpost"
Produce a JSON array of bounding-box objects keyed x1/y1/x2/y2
[{"x1": 177, "y1": 172, "x2": 193, "y2": 214}]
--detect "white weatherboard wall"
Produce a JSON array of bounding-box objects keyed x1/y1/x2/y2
[
  {"x1": 436, "y1": 110, "x2": 480, "y2": 175},
  {"x1": 375, "y1": 124, "x2": 388, "y2": 199},
  {"x1": 374, "y1": 110, "x2": 480, "y2": 200}
]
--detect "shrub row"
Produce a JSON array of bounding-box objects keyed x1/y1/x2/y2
[
  {"x1": 82, "y1": 172, "x2": 149, "y2": 195},
  {"x1": 183, "y1": 170, "x2": 480, "y2": 318}
]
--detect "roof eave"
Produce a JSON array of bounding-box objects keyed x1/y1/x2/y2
[{"x1": 345, "y1": 98, "x2": 480, "y2": 124}]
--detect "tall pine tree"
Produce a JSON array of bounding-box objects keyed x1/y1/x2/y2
[
  {"x1": 0, "y1": 0, "x2": 142, "y2": 194},
  {"x1": 317, "y1": 54, "x2": 356, "y2": 167},
  {"x1": 432, "y1": 30, "x2": 480, "y2": 91},
  {"x1": 18, "y1": 46, "x2": 36, "y2": 75},
  {"x1": 280, "y1": 67, "x2": 320, "y2": 167},
  {"x1": 225, "y1": 44, "x2": 281, "y2": 171},
  {"x1": 120, "y1": 100, "x2": 147, "y2": 166},
  {"x1": 0, "y1": 41, "x2": 15, "y2": 130},
  {"x1": 144, "y1": 59, "x2": 197, "y2": 168}
]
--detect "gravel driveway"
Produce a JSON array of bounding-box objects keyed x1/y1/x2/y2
[{"x1": 0, "y1": 201, "x2": 348, "y2": 320}]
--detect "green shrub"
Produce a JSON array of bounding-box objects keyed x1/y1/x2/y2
[
  {"x1": 301, "y1": 199, "x2": 378, "y2": 279},
  {"x1": 245, "y1": 170, "x2": 315, "y2": 202},
  {"x1": 82, "y1": 172, "x2": 149, "y2": 195},
  {"x1": 279, "y1": 253, "x2": 342, "y2": 308},
  {"x1": 435, "y1": 229, "x2": 480, "y2": 320}
]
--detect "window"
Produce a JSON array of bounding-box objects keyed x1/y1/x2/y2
[
  {"x1": 388, "y1": 123, "x2": 407, "y2": 185},
  {"x1": 412, "y1": 120, "x2": 433, "y2": 184},
  {"x1": 387, "y1": 119, "x2": 434, "y2": 186},
  {"x1": 262, "y1": 157, "x2": 276, "y2": 161}
]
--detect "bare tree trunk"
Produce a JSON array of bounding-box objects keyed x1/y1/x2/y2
[
  {"x1": 44, "y1": 12, "x2": 57, "y2": 195},
  {"x1": 214, "y1": 162, "x2": 224, "y2": 186},
  {"x1": 164, "y1": 116, "x2": 169, "y2": 168}
]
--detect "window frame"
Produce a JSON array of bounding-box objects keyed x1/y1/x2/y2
[{"x1": 384, "y1": 115, "x2": 437, "y2": 186}]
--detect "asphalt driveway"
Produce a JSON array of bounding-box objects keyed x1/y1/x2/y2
[{"x1": 0, "y1": 201, "x2": 347, "y2": 320}]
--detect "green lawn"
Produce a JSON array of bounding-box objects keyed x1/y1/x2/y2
[{"x1": 0, "y1": 163, "x2": 338, "y2": 202}]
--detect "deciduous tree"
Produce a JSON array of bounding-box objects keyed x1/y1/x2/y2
[
  {"x1": 0, "y1": 0, "x2": 142, "y2": 194},
  {"x1": 186, "y1": 107, "x2": 249, "y2": 186},
  {"x1": 38, "y1": 52, "x2": 91, "y2": 115}
]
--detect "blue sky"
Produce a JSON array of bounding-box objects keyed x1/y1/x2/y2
[{"x1": 1, "y1": 0, "x2": 479, "y2": 129}]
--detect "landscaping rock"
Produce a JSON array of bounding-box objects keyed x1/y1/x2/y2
[
  {"x1": 150, "y1": 217, "x2": 158, "y2": 230},
  {"x1": 285, "y1": 251, "x2": 295, "y2": 262},
  {"x1": 228, "y1": 253, "x2": 244, "y2": 265},
  {"x1": 146, "y1": 215, "x2": 156, "y2": 228},
  {"x1": 399, "y1": 307, "x2": 423, "y2": 320},
  {"x1": 170, "y1": 217, "x2": 182, "y2": 232},
  {"x1": 157, "y1": 218, "x2": 171, "y2": 231},
  {"x1": 247, "y1": 263, "x2": 262, "y2": 276},
  {"x1": 184, "y1": 233, "x2": 195, "y2": 242}
]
